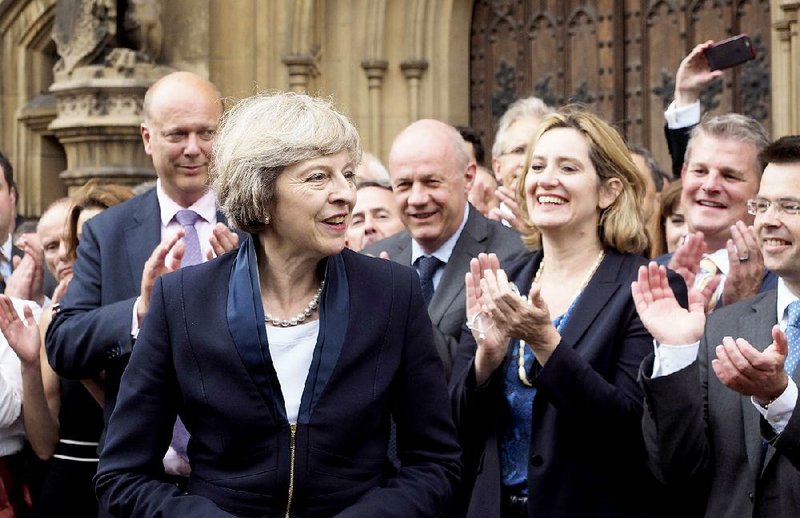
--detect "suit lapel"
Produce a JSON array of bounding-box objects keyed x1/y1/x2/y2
[
  {"x1": 429, "y1": 208, "x2": 487, "y2": 324},
  {"x1": 558, "y1": 251, "x2": 622, "y2": 347},
  {"x1": 735, "y1": 293, "x2": 778, "y2": 473},
  {"x1": 124, "y1": 191, "x2": 161, "y2": 291}
]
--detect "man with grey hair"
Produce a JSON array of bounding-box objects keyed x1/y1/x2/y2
[
  {"x1": 363, "y1": 119, "x2": 525, "y2": 379},
  {"x1": 661, "y1": 113, "x2": 777, "y2": 308},
  {"x1": 46, "y1": 71, "x2": 240, "y2": 480},
  {"x1": 488, "y1": 97, "x2": 553, "y2": 232},
  {"x1": 355, "y1": 151, "x2": 391, "y2": 185}
]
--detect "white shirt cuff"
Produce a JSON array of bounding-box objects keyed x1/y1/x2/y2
[
  {"x1": 664, "y1": 100, "x2": 701, "y2": 129},
  {"x1": 131, "y1": 296, "x2": 141, "y2": 339},
  {"x1": 752, "y1": 378, "x2": 798, "y2": 435},
  {"x1": 651, "y1": 340, "x2": 700, "y2": 377}
]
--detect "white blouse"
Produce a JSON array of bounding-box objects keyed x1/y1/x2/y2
[{"x1": 266, "y1": 320, "x2": 320, "y2": 424}]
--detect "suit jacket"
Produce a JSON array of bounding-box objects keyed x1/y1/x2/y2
[
  {"x1": 665, "y1": 123, "x2": 693, "y2": 179},
  {"x1": 45, "y1": 189, "x2": 231, "y2": 425},
  {"x1": 94, "y1": 241, "x2": 461, "y2": 517},
  {"x1": 640, "y1": 290, "x2": 800, "y2": 518},
  {"x1": 362, "y1": 206, "x2": 526, "y2": 379},
  {"x1": 451, "y1": 250, "x2": 688, "y2": 518}
]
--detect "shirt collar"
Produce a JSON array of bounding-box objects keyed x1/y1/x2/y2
[
  {"x1": 0, "y1": 234, "x2": 10, "y2": 262},
  {"x1": 705, "y1": 247, "x2": 731, "y2": 276},
  {"x1": 411, "y1": 203, "x2": 470, "y2": 265},
  {"x1": 777, "y1": 278, "x2": 800, "y2": 325},
  {"x1": 156, "y1": 179, "x2": 217, "y2": 227}
]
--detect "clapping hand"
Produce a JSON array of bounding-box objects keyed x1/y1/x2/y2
[
  {"x1": 712, "y1": 325, "x2": 790, "y2": 406},
  {"x1": 136, "y1": 232, "x2": 185, "y2": 323},
  {"x1": 722, "y1": 221, "x2": 764, "y2": 306},
  {"x1": 668, "y1": 231, "x2": 706, "y2": 288},
  {"x1": 0, "y1": 295, "x2": 40, "y2": 366},
  {"x1": 632, "y1": 262, "x2": 714, "y2": 345},
  {"x1": 465, "y1": 253, "x2": 508, "y2": 384}
]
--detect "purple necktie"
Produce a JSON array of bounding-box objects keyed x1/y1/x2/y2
[
  {"x1": 175, "y1": 209, "x2": 203, "y2": 267},
  {"x1": 166, "y1": 210, "x2": 203, "y2": 475}
]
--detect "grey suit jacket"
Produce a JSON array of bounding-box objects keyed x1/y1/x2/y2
[
  {"x1": 640, "y1": 290, "x2": 800, "y2": 518},
  {"x1": 363, "y1": 205, "x2": 526, "y2": 379}
]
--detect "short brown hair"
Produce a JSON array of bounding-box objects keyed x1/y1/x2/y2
[{"x1": 66, "y1": 181, "x2": 133, "y2": 261}]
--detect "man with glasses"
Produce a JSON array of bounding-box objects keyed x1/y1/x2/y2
[
  {"x1": 635, "y1": 135, "x2": 800, "y2": 517},
  {"x1": 487, "y1": 97, "x2": 553, "y2": 232},
  {"x1": 660, "y1": 113, "x2": 777, "y2": 309}
]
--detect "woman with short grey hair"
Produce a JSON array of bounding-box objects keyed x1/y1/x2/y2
[{"x1": 95, "y1": 91, "x2": 461, "y2": 516}]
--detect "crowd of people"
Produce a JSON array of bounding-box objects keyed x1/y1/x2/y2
[{"x1": 0, "y1": 38, "x2": 794, "y2": 517}]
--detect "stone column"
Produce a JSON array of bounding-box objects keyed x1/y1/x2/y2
[
  {"x1": 361, "y1": 59, "x2": 388, "y2": 154},
  {"x1": 282, "y1": 54, "x2": 317, "y2": 93},
  {"x1": 400, "y1": 59, "x2": 428, "y2": 123}
]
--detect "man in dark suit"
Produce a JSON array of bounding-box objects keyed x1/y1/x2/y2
[
  {"x1": 363, "y1": 119, "x2": 526, "y2": 379},
  {"x1": 635, "y1": 135, "x2": 800, "y2": 517},
  {"x1": 45, "y1": 71, "x2": 239, "y2": 477}
]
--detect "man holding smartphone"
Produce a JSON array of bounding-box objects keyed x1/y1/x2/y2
[{"x1": 659, "y1": 40, "x2": 776, "y2": 311}]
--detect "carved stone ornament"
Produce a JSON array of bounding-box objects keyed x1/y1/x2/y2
[{"x1": 52, "y1": 0, "x2": 117, "y2": 75}]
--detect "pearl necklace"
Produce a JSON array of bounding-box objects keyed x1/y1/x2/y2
[
  {"x1": 264, "y1": 280, "x2": 325, "y2": 327},
  {"x1": 517, "y1": 250, "x2": 605, "y2": 386}
]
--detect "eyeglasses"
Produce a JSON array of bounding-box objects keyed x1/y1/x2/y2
[
  {"x1": 499, "y1": 145, "x2": 526, "y2": 158},
  {"x1": 746, "y1": 198, "x2": 800, "y2": 216}
]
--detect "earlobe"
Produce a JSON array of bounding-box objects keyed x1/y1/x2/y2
[
  {"x1": 140, "y1": 123, "x2": 153, "y2": 155},
  {"x1": 599, "y1": 178, "x2": 623, "y2": 209}
]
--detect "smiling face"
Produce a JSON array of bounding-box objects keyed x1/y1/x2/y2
[
  {"x1": 265, "y1": 151, "x2": 356, "y2": 261},
  {"x1": 680, "y1": 133, "x2": 761, "y2": 250},
  {"x1": 346, "y1": 185, "x2": 404, "y2": 251},
  {"x1": 524, "y1": 127, "x2": 619, "y2": 240},
  {"x1": 492, "y1": 117, "x2": 541, "y2": 190},
  {"x1": 141, "y1": 74, "x2": 222, "y2": 208},
  {"x1": 389, "y1": 120, "x2": 474, "y2": 254},
  {"x1": 754, "y1": 162, "x2": 800, "y2": 293}
]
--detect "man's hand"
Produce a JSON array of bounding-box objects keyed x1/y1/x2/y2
[
  {"x1": 0, "y1": 295, "x2": 40, "y2": 366},
  {"x1": 206, "y1": 224, "x2": 240, "y2": 260},
  {"x1": 712, "y1": 325, "x2": 790, "y2": 406},
  {"x1": 5, "y1": 235, "x2": 45, "y2": 306},
  {"x1": 488, "y1": 186, "x2": 527, "y2": 234},
  {"x1": 632, "y1": 262, "x2": 709, "y2": 345},
  {"x1": 675, "y1": 40, "x2": 724, "y2": 107},
  {"x1": 136, "y1": 232, "x2": 184, "y2": 323},
  {"x1": 668, "y1": 231, "x2": 706, "y2": 288},
  {"x1": 722, "y1": 221, "x2": 764, "y2": 306}
]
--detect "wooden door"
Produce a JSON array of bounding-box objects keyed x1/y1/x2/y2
[{"x1": 469, "y1": 0, "x2": 772, "y2": 173}]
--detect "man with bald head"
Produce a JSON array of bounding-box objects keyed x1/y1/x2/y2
[
  {"x1": 363, "y1": 120, "x2": 525, "y2": 378},
  {"x1": 46, "y1": 72, "x2": 239, "y2": 478}
]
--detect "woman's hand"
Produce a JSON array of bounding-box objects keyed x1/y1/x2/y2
[
  {"x1": 465, "y1": 253, "x2": 509, "y2": 384},
  {"x1": 0, "y1": 295, "x2": 41, "y2": 366},
  {"x1": 632, "y1": 262, "x2": 709, "y2": 345},
  {"x1": 481, "y1": 268, "x2": 561, "y2": 366}
]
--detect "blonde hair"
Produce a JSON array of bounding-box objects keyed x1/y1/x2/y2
[{"x1": 516, "y1": 107, "x2": 648, "y2": 255}]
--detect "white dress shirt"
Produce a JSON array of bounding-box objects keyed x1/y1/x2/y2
[
  {"x1": 664, "y1": 100, "x2": 702, "y2": 129},
  {"x1": 410, "y1": 203, "x2": 470, "y2": 290},
  {"x1": 0, "y1": 298, "x2": 42, "y2": 456}
]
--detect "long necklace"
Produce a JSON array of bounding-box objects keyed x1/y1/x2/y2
[
  {"x1": 517, "y1": 250, "x2": 605, "y2": 386},
  {"x1": 264, "y1": 280, "x2": 325, "y2": 327}
]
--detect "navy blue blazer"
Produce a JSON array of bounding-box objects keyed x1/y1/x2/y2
[
  {"x1": 94, "y1": 240, "x2": 461, "y2": 517},
  {"x1": 451, "y1": 250, "x2": 688, "y2": 518},
  {"x1": 45, "y1": 189, "x2": 234, "y2": 425}
]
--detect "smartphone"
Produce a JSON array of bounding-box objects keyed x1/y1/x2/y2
[{"x1": 703, "y1": 34, "x2": 756, "y2": 71}]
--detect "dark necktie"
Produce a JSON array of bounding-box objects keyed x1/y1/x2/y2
[
  {"x1": 417, "y1": 255, "x2": 442, "y2": 306},
  {"x1": 175, "y1": 209, "x2": 202, "y2": 267}
]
